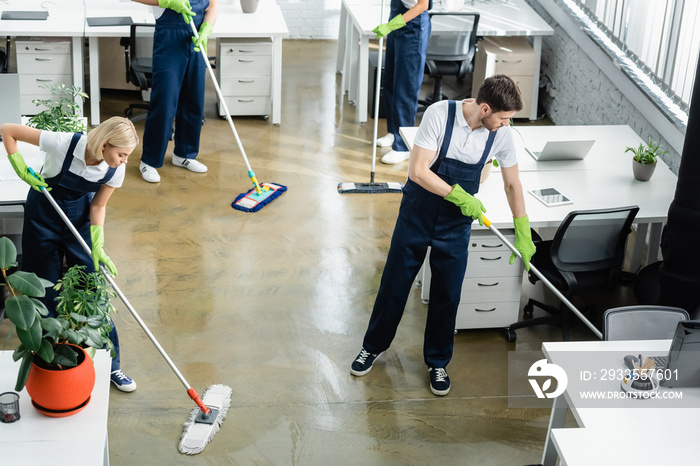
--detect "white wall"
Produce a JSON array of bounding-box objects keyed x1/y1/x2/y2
[{"x1": 276, "y1": 0, "x2": 342, "y2": 39}]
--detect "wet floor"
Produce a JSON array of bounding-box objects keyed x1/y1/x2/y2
[{"x1": 3, "y1": 40, "x2": 636, "y2": 465}]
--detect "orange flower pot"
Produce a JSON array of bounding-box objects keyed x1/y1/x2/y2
[{"x1": 25, "y1": 344, "x2": 95, "y2": 417}]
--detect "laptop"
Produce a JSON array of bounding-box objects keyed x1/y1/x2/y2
[
  {"x1": 1, "y1": 11, "x2": 49, "y2": 21},
  {"x1": 527, "y1": 140, "x2": 595, "y2": 162},
  {"x1": 626, "y1": 320, "x2": 700, "y2": 388},
  {"x1": 0, "y1": 74, "x2": 22, "y2": 141}
]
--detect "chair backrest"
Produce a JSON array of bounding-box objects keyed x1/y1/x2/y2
[
  {"x1": 426, "y1": 12, "x2": 480, "y2": 62},
  {"x1": 126, "y1": 23, "x2": 155, "y2": 90},
  {"x1": 551, "y1": 206, "x2": 639, "y2": 274},
  {"x1": 603, "y1": 305, "x2": 690, "y2": 340}
]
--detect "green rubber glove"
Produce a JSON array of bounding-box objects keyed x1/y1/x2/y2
[
  {"x1": 510, "y1": 215, "x2": 536, "y2": 271},
  {"x1": 90, "y1": 225, "x2": 118, "y2": 276},
  {"x1": 158, "y1": 0, "x2": 196, "y2": 24},
  {"x1": 492, "y1": 159, "x2": 499, "y2": 168},
  {"x1": 373, "y1": 14, "x2": 406, "y2": 39},
  {"x1": 192, "y1": 21, "x2": 213, "y2": 54},
  {"x1": 8, "y1": 152, "x2": 48, "y2": 192},
  {"x1": 444, "y1": 184, "x2": 486, "y2": 226}
]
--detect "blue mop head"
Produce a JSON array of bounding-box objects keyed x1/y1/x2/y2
[{"x1": 231, "y1": 182, "x2": 287, "y2": 212}]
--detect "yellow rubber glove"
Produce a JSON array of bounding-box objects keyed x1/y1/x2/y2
[
  {"x1": 444, "y1": 184, "x2": 486, "y2": 226},
  {"x1": 192, "y1": 21, "x2": 213, "y2": 54},
  {"x1": 8, "y1": 152, "x2": 48, "y2": 192},
  {"x1": 510, "y1": 215, "x2": 536, "y2": 271},
  {"x1": 158, "y1": 0, "x2": 196, "y2": 24},
  {"x1": 373, "y1": 15, "x2": 406, "y2": 39},
  {"x1": 90, "y1": 225, "x2": 118, "y2": 276}
]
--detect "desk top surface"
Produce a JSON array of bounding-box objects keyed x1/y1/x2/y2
[
  {"x1": 0, "y1": 350, "x2": 111, "y2": 463},
  {"x1": 344, "y1": 0, "x2": 553, "y2": 36},
  {"x1": 0, "y1": 0, "x2": 85, "y2": 35}
]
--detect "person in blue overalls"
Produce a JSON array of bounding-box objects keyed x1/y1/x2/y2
[
  {"x1": 0, "y1": 117, "x2": 140, "y2": 392},
  {"x1": 351, "y1": 75, "x2": 536, "y2": 396},
  {"x1": 373, "y1": 0, "x2": 431, "y2": 165},
  {"x1": 133, "y1": 0, "x2": 218, "y2": 183}
]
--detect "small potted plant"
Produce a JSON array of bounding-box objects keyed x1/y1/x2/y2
[
  {"x1": 1, "y1": 237, "x2": 115, "y2": 416},
  {"x1": 625, "y1": 137, "x2": 667, "y2": 181},
  {"x1": 26, "y1": 84, "x2": 89, "y2": 133}
]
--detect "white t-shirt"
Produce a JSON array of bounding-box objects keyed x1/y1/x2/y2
[
  {"x1": 413, "y1": 100, "x2": 519, "y2": 169},
  {"x1": 39, "y1": 132, "x2": 125, "y2": 189}
]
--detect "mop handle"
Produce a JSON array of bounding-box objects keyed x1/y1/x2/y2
[
  {"x1": 482, "y1": 215, "x2": 603, "y2": 340},
  {"x1": 189, "y1": 20, "x2": 262, "y2": 195},
  {"x1": 370, "y1": 0, "x2": 387, "y2": 180},
  {"x1": 28, "y1": 169, "x2": 211, "y2": 412}
]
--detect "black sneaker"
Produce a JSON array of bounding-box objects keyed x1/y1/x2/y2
[
  {"x1": 429, "y1": 367, "x2": 450, "y2": 396},
  {"x1": 350, "y1": 348, "x2": 383, "y2": 376}
]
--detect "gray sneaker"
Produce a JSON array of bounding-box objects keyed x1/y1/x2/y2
[{"x1": 350, "y1": 348, "x2": 383, "y2": 376}]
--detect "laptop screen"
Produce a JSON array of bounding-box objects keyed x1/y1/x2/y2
[{"x1": 660, "y1": 320, "x2": 700, "y2": 387}]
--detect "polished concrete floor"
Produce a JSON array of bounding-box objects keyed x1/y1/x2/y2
[{"x1": 4, "y1": 40, "x2": 637, "y2": 465}]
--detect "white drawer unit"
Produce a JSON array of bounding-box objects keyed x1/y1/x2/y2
[
  {"x1": 419, "y1": 229, "x2": 523, "y2": 336},
  {"x1": 471, "y1": 36, "x2": 535, "y2": 119},
  {"x1": 216, "y1": 38, "x2": 273, "y2": 117},
  {"x1": 15, "y1": 39, "x2": 73, "y2": 115}
]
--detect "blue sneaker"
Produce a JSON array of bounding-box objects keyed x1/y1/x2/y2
[
  {"x1": 350, "y1": 348, "x2": 383, "y2": 376},
  {"x1": 429, "y1": 367, "x2": 450, "y2": 396},
  {"x1": 110, "y1": 370, "x2": 137, "y2": 392}
]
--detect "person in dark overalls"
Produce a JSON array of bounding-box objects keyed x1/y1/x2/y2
[
  {"x1": 0, "y1": 117, "x2": 140, "y2": 392},
  {"x1": 133, "y1": 0, "x2": 218, "y2": 183},
  {"x1": 373, "y1": 0, "x2": 431, "y2": 165},
  {"x1": 351, "y1": 75, "x2": 536, "y2": 396}
]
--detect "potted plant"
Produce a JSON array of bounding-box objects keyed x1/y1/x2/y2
[
  {"x1": 625, "y1": 137, "x2": 667, "y2": 181},
  {"x1": 26, "y1": 84, "x2": 89, "y2": 133},
  {"x1": 1, "y1": 237, "x2": 115, "y2": 416}
]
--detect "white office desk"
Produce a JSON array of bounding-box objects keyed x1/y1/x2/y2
[
  {"x1": 337, "y1": 0, "x2": 553, "y2": 123},
  {"x1": 400, "y1": 124, "x2": 677, "y2": 269},
  {"x1": 84, "y1": 0, "x2": 289, "y2": 125},
  {"x1": 541, "y1": 340, "x2": 700, "y2": 466},
  {"x1": 0, "y1": 0, "x2": 86, "y2": 115},
  {"x1": 0, "y1": 350, "x2": 112, "y2": 466}
]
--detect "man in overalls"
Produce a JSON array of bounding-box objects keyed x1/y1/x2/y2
[{"x1": 351, "y1": 75, "x2": 536, "y2": 396}]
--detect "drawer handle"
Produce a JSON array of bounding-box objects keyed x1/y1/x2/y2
[
  {"x1": 238, "y1": 49, "x2": 256, "y2": 53},
  {"x1": 477, "y1": 282, "x2": 499, "y2": 287},
  {"x1": 238, "y1": 59, "x2": 255, "y2": 63},
  {"x1": 33, "y1": 48, "x2": 53, "y2": 51},
  {"x1": 35, "y1": 58, "x2": 53, "y2": 61},
  {"x1": 35, "y1": 78, "x2": 55, "y2": 82},
  {"x1": 238, "y1": 79, "x2": 255, "y2": 83},
  {"x1": 475, "y1": 307, "x2": 496, "y2": 312},
  {"x1": 499, "y1": 59, "x2": 523, "y2": 63},
  {"x1": 237, "y1": 99, "x2": 254, "y2": 103},
  {"x1": 479, "y1": 256, "x2": 502, "y2": 261},
  {"x1": 479, "y1": 243, "x2": 504, "y2": 249}
]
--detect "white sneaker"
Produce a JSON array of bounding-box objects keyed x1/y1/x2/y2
[
  {"x1": 376, "y1": 133, "x2": 395, "y2": 147},
  {"x1": 172, "y1": 155, "x2": 207, "y2": 173},
  {"x1": 381, "y1": 150, "x2": 410, "y2": 165},
  {"x1": 140, "y1": 162, "x2": 161, "y2": 183}
]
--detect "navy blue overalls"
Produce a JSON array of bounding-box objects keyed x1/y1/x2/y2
[
  {"x1": 141, "y1": 0, "x2": 209, "y2": 168},
  {"x1": 383, "y1": 0, "x2": 431, "y2": 152},
  {"x1": 22, "y1": 133, "x2": 122, "y2": 371},
  {"x1": 362, "y1": 101, "x2": 496, "y2": 368}
]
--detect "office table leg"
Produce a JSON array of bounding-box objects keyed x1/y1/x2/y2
[
  {"x1": 541, "y1": 395, "x2": 568, "y2": 466},
  {"x1": 356, "y1": 35, "x2": 369, "y2": 124},
  {"x1": 72, "y1": 36, "x2": 84, "y2": 118},
  {"x1": 347, "y1": 26, "x2": 359, "y2": 106},
  {"x1": 648, "y1": 222, "x2": 662, "y2": 265},
  {"x1": 89, "y1": 37, "x2": 101, "y2": 126},
  {"x1": 337, "y1": 3, "x2": 348, "y2": 73},
  {"x1": 272, "y1": 37, "x2": 283, "y2": 126},
  {"x1": 629, "y1": 222, "x2": 649, "y2": 273},
  {"x1": 530, "y1": 36, "x2": 542, "y2": 121}
]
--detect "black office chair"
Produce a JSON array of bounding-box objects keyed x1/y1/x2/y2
[
  {"x1": 121, "y1": 23, "x2": 155, "y2": 122},
  {"x1": 418, "y1": 11, "x2": 480, "y2": 111},
  {"x1": 603, "y1": 305, "x2": 689, "y2": 341},
  {"x1": 506, "y1": 206, "x2": 640, "y2": 342}
]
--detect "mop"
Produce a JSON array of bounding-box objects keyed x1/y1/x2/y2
[
  {"x1": 338, "y1": 0, "x2": 403, "y2": 194},
  {"x1": 482, "y1": 215, "x2": 604, "y2": 340},
  {"x1": 30, "y1": 171, "x2": 232, "y2": 454},
  {"x1": 188, "y1": 21, "x2": 286, "y2": 212}
]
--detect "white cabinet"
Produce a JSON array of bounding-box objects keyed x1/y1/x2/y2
[
  {"x1": 15, "y1": 39, "x2": 73, "y2": 115},
  {"x1": 471, "y1": 36, "x2": 535, "y2": 119},
  {"x1": 216, "y1": 38, "x2": 273, "y2": 117},
  {"x1": 420, "y1": 229, "x2": 523, "y2": 331}
]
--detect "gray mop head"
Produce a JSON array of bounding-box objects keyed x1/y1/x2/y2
[{"x1": 178, "y1": 384, "x2": 232, "y2": 455}]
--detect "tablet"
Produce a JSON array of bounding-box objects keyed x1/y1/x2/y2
[
  {"x1": 528, "y1": 187, "x2": 573, "y2": 207},
  {"x1": 1, "y1": 11, "x2": 49, "y2": 21},
  {"x1": 87, "y1": 17, "x2": 134, "y2": 27}
]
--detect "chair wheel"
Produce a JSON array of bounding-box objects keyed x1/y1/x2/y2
[
  {"x1": 524, "y1": 303, "x2": 534, "y2": 319},
  {"x1": 125, "y1": 108, "x2": 133, "y2": 118},
  {"x1": 506, "y1": 328, "x2": 517, "y2": 342}
]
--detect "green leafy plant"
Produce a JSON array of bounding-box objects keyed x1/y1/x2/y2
[
  {"x1": 625, "y1": 137, "x2": 667, "y2": 165},
  {"x1": 1, "y1": 237, "x2": 115, "y2": 391},
  {"x1": 27, "y1": 84, "x2": 88, "y2": 133}
]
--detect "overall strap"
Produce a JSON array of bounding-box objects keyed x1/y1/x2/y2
[
  {"x1": 59, "y1": 132, "x2": 83, "y2": 173},
  {"x1": 479, "y1": 131, "x2": 497, "y2": 166},
  {"x1": 430, "y1": 100, "x2": 457, "y2": 174}
]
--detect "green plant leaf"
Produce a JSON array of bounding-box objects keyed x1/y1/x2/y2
[
  {"x1": 5, "y1": 295, "x2": 37, "y2": 330},
  {"x1": 16, "y1": 317, "x2": 43, "y2": 352},
  {"x1": 7, "y1": 271, "x2": 50, "y2": 298},
  {"x1": 53, "y1": 344, "x2": 78, "y2": 367},
  {"x1": 86, "y1": 314, "x2": 107, "y2": 328},
  {"x1": 30, "y1": 297, "x2": 49, "y2": 317},
  {"x1": 41, "y1": 317, "x2": 63, "y2": 340},
  {"x1": 36, "y1": 338, "x2": 55, "y2": 364},
  {"x1": 12, "y1": 344, "x2": 30, "y2": 362},
  {"x1": 84, "y1": 327, "x2": 105, "y2": 348},
  {"x1": 64, "y1": 328, "x2": 85, "y2": 346},
  {"x1": 15, "y1": 352, "x2": 33, "y2": 392},
  {"x1": 0, "y1": 237, "x2": 18, "y2": 269},
  {"x1": 70, "y1": 312, "x2": 88, "y2": 322}
]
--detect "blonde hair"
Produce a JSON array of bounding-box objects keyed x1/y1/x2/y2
[{"x1": 86, "y1": 117, "x2": 139, "y2": 161}]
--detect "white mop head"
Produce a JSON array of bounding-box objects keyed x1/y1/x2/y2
[{"x1": 178, "y1": 384, "x2": 232, "y2": 455}]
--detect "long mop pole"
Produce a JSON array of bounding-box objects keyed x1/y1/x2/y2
[{"x1": 482, "y1": 215, "x2": 603, "y2": 340}]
